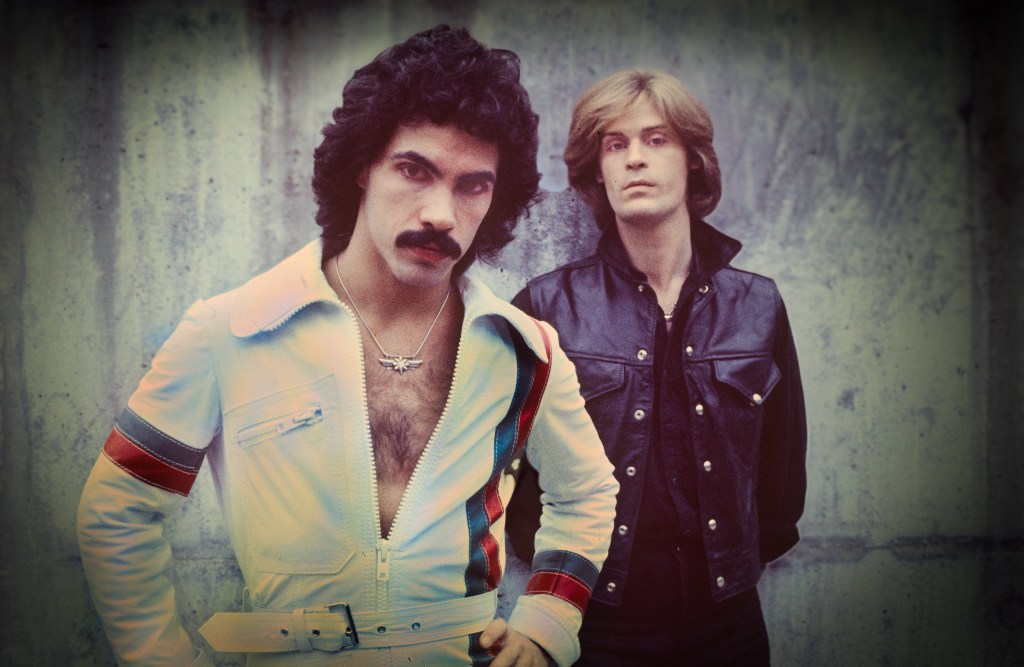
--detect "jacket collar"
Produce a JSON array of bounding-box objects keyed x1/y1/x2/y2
[
  {"x1": 229, "y1": 239, "x2": 551, "y2": 363},
  {"x1": 230, "y1": 240, "x2": 339, "y2": 337},
  {"x1": 597, "y1": 218, "x2": 743, "y2": 282}
]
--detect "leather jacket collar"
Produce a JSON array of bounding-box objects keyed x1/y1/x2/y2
[{"x1": 596, "y1": 218, "x2": 744, "y2": 284}]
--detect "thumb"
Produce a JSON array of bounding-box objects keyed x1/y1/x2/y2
[{"x1": 478, "y1": 618, "x2": 508, "y2": 648}]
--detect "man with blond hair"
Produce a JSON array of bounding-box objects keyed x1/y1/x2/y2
[{"x1": 509, "y1": 69, "x2": 807, "y2": 665}]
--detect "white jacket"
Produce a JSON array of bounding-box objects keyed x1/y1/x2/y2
[{"x1": 78, "y1": 240, "x2": 618, "y2": 666}]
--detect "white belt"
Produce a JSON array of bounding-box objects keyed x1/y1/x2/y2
[{"x1": 199, "y1": 590, "x2": 497, "y2": 654}]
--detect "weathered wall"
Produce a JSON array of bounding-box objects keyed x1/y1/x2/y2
[{"x1": 1, "y1": 0, "x2": 1021, "y2": 665}]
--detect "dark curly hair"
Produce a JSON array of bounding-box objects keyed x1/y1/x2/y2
[{"x1": 312, "y1": 25, "x2": 541, "y2": 275}]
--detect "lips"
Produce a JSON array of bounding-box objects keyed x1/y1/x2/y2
[{"x1": 624, "y1": 179, "x2": 655, "y2": 190}]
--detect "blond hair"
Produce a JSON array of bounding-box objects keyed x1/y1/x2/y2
[{"x1": 564, "y1": 69, "x2": 721, "y2": 228}]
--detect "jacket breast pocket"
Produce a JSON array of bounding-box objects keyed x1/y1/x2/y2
[
  {"x1": 708, "y1": 356, "x2": 781, "y2": 455},
  {"x1": 223, "y1": 374, "x2": 355, "y2": 575},
  {"x1": 712, "y1": 355, "x2": 781, "y2": 406},
  {"x1": 570, "y1": 355, "x2": 628, "y2": 449}
]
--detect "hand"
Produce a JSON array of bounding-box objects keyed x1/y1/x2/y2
[{"x1": 478, "y1": 618, "x2": 551, "y2": 666}]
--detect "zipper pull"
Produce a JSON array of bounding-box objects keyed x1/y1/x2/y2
[
  {"x1": 376, "y1": 538, "x2": 391, "y2": 581},
  {"x1": 291, "y1": 406, "x2": 323, "y2": 427}
]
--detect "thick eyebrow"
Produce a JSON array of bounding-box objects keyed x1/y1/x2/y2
[
  {"x1": 390, "y1": 151, "x2": 442, "y2": 178},
  {"x1": 390, "y1": 150, "x2": 496, "y2": 184}
]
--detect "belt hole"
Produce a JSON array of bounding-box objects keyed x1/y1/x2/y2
[
  {"x1": 411, "y1": 622, "x2": 421, "y2": 631},
  {"x1": 311, "y1": 629, "x2": 321, "y2": 637},
  {"x1": 377, "y1": 625, "x2": 387, "y2": 634},
  {"x1": 280, "y1": 629, "x2": 289, "y2": 637}
]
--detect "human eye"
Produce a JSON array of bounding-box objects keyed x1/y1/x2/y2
[
  {"x1": 459, "y1": 177, "x2": 493, "y2": 196},
  {"x1": 647, "y1": 134, "x2": 669, "y2": 147},
  {"x1": 398, "y1": 162, "x2": 429, "y2": 181},
  {"x1": 602, "y1": 137, "x2": 627, "y2": 153}
]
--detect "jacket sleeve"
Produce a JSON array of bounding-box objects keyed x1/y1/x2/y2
[
  {"x1": 77, "y1": 300, "x2": 221, "y2": 666},
  {"x1": 756, "y1": 292, "x2": 807, "y2": 563},
  {"x1": 506, "y1": 321, "x2": 618, "y2": 667}
]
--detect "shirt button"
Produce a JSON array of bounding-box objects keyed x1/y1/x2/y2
[
  {"x1": 637, "y1": 284, "x2": 645, "y2": 293},
  {"x1": 685, "y1": 345, "x2": 694, "y2": 356},
  {"x1": 695, "y1": 403, "x2": 705, "y2": 416},
  {"x1": 637, "y1": 349, "x2": 648, "y2": 361},
  {"x1": 633, "y1": 409, "x2": 645, "y2": 421},
  {"x1": 698, "y1": 284, "x2": 710, "y2": 294},
  {"x1": 708, "y1": 519, "x2": 718, "y2": 531},
  {"x1": 752, "y1": 393, "x2": 763, "y2": 404},
  {"x1": 618, "y1": 525, "x2": 629, "y2": 536},
  {"x1": 716, "y1": 576, "x2": 726, "y2": 588},
  {"x1": 625, "y1": 466, "x2": 637, "y2": 477},
  {"x1": 703, "y1": 460, "x2": 712, "y2": 472},
  {"x1": 606, "y1": 582, "x2": 617, "y2": 592}
]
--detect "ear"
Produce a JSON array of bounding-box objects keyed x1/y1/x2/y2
[
  {"x1": 596, "y1": 173, "x2": 604, "y2": 184},
  {"x1": 356, "y1": 167, "x2": 369, "y2": 189}
]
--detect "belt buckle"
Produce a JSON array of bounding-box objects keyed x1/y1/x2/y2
[{"x1": 322, "y1": 601, "x2": 359, "y2": 647}]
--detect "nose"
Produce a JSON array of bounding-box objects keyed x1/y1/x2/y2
[
  {"x1": 420, "y1": 186, "x2": 457, "y2": 231},
  {"x1": 625, "y1": 140, "x2": 646, "y2": 170}
]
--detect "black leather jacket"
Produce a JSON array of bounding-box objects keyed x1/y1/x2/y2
[{"x1": 508, "y1": 220, "x2": 806, "y2": 606}]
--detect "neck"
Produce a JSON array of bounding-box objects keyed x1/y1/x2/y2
[
  {"x1": 615, "y1": 210, "x2": 693, "y2": 295},
  {"x1": 327, "y1": 249, "x2": 454, "y2": 326}
]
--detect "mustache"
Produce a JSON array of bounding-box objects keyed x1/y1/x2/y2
[{"x1": 395, "y1": 229, "x2": 462, "y2": 259}]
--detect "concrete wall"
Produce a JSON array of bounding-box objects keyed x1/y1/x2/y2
[{"x1": 2, "y1": 0, "x2": 1021, "y2": 664}]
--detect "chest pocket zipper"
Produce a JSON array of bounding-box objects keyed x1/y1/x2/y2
[{"x1": 236, "y1": 405, "x2": 324, "y2": 447}]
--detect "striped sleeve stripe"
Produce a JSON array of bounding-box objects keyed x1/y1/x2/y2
[
  {"x1": 513, "y1": 321, "x2": 551, "y2": 455},
  {"x1": 116, "y1": 407, "x2": 205, "y2": 471},
  {"x1": 525, "y1": 571, "x2": 593, "y2": 614},
  {"x1": 525, "y1": 550, "x2": 599, "y2": 613},
  {"x1": 101, "y1": 408, "x2": 205, "y2": 496}
]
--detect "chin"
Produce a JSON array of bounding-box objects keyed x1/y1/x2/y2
[{"x1": 393, "y1": 263, "x2": 453, "y2": 289}]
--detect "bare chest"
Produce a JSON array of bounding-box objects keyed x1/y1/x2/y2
[{"x1": 362, "y1": 334, "x2": 458, "y2": 537}]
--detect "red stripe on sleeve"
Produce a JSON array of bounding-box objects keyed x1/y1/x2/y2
[
  {"x1": 514, "y1": 322, "x2": 552, "y2": 454},
  {"x1": 102, "y1": 428, "x2": 198, "y2": 496},
  {"x1": 481, "y1": 531, "x2": 503, "y2": 590},
  {"x1": 526, "y1": 571, "x2": 592, "y2": 613}
]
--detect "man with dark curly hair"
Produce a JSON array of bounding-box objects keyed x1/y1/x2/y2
[{"x1": 78, "y1": 26, "x2": 617, "y2": 667}]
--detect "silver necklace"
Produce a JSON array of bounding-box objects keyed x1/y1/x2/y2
[{"x1": 334, "y1": 257, "x2": 451, "y2": 374}]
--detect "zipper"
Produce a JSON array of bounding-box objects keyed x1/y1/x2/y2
[
  {"x1": 376, "y1": 537, "x2": 392, "y2": 581},
  {"x1": 339, "y1": 301, "x2": 390, "y2": 610},
  {"x1": 236, "y1": 405, "x2": 324, "y2": 446},
  {"x1": 370, "y1": 299, "x2": 469, "y2": 613},
  {"x1": 382, "y1": 312, "x2": 466, "y2": 545}
]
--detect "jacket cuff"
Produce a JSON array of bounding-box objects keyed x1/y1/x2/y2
[
  {"x1": 760, "y1": 524, "x2": 800, "y2": 563},
  {"x1": 507, "y1": 594, "x2": 581, "y2": 667}
]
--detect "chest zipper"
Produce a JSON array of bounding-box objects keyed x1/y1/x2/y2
[
  {"x1": 371, "y1": 312, "x2": 468, "y2": 610},
  {"x1": 236, "y1": 405, "x2": 324, "y2": 446}
]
